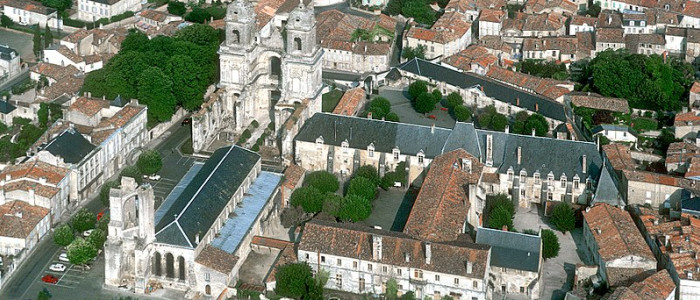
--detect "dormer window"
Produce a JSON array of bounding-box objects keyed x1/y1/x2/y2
[
  {"x1": 534, "y1": 171, "x2": 541, "y2": 184},
  {"x1": 520, "y1": 170, "x2": 527, "y2": 183},
  {"x1": 560, "y1": 174, "x2": 567, "y2": 188},
  {"x1": 507, "y1": 167, "x2": 514, "y2": 182},
  {"x1": 665, "y1": 4, "x2": 670, "y2": 10},
  {"x1": 547, "y1": 172, "x2": 555, "y2": 186},
  {"x1": 341, "y1": 139, "x2": 349, "y2": 155},
  {"x1": 368, "y1": 143, "x2": 375, "y2": 158},
  {"x1": 417, "y1": 150, "x2": 425, "y2": 164},
  {"x1": 393, "y1": 147, "x2": 400, "y2": 160},
  {"x1": 316, "y1": 136, "x2": 324, "y2": 150},
  {"x1": 573, "y1": 174, "x2": 580, "y2": 190}
]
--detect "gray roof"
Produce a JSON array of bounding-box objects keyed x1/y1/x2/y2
[
  {"x1": 592, "y1": 162, "x2": 624, "y2": 206},
  {"x1": 43, "y1": 128, "x2": 95, "y2": 164},
  {"x1": 473, "y1": 129, "x2": 602, "y2": 179},
  {"x1": 398, "y1": 59, "x2": 567, "y2": 122},
  {"x1": 295, "y1": 113, "x2": 453, "y2": 158},
  {"x1": 591, "y1": 124, "x2": 637, "y2": 136},
  {"x1": 442, "y1": 122, "x2": 481, "y2": 159},
  {"x1": 475, "y1": 227, "x2": 541, "y2": 272},
  {"x1": 155, "y1": 146, "x2": 260, "y2": 248},
  {"x1": 0, "y1": 100, "x2": 16, "y2": 114},
  {"x1": 0, "y1": 45, "x2": 18, "y2": 61}
]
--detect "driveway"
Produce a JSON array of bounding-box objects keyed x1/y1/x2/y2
[{"x1": 513, "y1": 206, "x2": 591, "y2": 300}]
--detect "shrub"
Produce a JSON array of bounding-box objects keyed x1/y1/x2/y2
[
  {"x1": 251, "y1": 144, "x2": 260, "y2": 152},
  {"x1": 54, "y1": 224, "x2": 74, "y2": 246},
  {"x1": 242, "y1": 129, "x2": 252, "y2": 139},
  {"x1": 550, "y1": 203, "x2": 576, "y2": 232},
  {"x1": 454, "y1": 105, "x2": 472, "y2": 121},
  {"x1": 251, "y1": 120, "x2": 259, "y2": 128},
  {"x1": 385, "y1": 112, "x2": 400, "y2": 122},
  {"x1": 303, "y1": 171, "x2": 339, "y2": 193},
  {"x1": 347, "y1": 176, "x2": 377, "y2": 201},
  {"x1": 1, "y1": 15, "x2": 14, "y2": 28},
  {"x1": 541, "y1": 229, "x2": 560, "y2": 259},
  {"x1": 110, "y1": 11, "x2": 134, "y2": 22}
]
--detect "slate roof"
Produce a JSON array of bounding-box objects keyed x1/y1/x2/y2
[
  {"x1": 592, "y1": 163, "x2": 624, "y2": 207},
  {"x1": 399, "y1": 59, "x2": 567, "y2": 122},
  {"x1": 43, "y1": 128, "x2": 95, "y2": 164},
  {"x1": 300, "y1": 219, "x2": 491, "y2": 278},
  {"x1": 155, "y1": 146, "x2": 260, "y2": 248},
  {"x1": 0, "y1": 100, "x2": 16, "y2": 114},
  {"x1": 295, "y1": 113, "x2": 453, "y2": 159},
  {"x1": 475, "y1": 227, "x2": 541, "y2": 272}
]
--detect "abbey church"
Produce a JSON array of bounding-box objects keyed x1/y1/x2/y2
[{"x1": 191, "y1": 0, "x2": 324, "y2": 159}]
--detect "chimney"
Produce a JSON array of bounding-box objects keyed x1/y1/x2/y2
[
  {"x1": 431, "y1": 123, "x2": 435, "y2": 134},
  {"x1": 486, "y1": 134, "x2": 493, "y2": 164},
  {"x1": 502, "y1": 225, "x2": 508, "y2": 231},
  {"x1": 608, "y1": 15, "x2": 612, "y2": 25},
  {"x1": 425, "y1": 242, "x2": 432, "y2": 264},
  {"x1": 372, "y1": 235, "x2": 382, "y2": 260},
  {"x1": 516, "y1": 97, "x2": 520, "y2": 106},
  {"x1": 13, "y1": 211, "x2": 22, "y2": 218},
  {"x1": 195, "y1": 233, "x2": 200, "y2": 244},
  {"x1": 665, "y1": 235, "x2": 670, "y2": 246},
  {"x1": 5, "y1": 174, "x2": 9, "y2": 181},
  {"x1": 596, "y1": 228, "x2": 602, "y2": 235},
  {"x1": 517, "y1": 146, "x2": 522, "y2": 165},
  {"x1": 531, "y1": 128, "x2": 536, "y2": 136},
  {"x1": 683, "y1": 106, "x2": 689, "y2": 113},
  {"x1": 466, "y1": 261, "x2": 473, "y2": 274},
  {"x1": 505, "y1": 125, "x2": 510, "y2": 133},
  {"x1": 535, "y1": 103, "x2": 539, "y2": 112},
  {"x1": 582, "y1": 155, "x2": 587, "y2": 174}
]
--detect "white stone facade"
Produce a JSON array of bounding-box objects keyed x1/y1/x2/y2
[{"x1": 77, "y1": 0, "x2": 140, "y2": 22}]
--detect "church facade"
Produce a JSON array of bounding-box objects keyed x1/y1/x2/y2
[{"x1": 192, "y1": 0, "x2": 323, "y2": 158}]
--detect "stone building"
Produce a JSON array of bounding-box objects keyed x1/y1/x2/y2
[
  {"x1": 77, "y1": 0, "x2": 141, "y2": 22},
  {"x1": 0, "y1": 201, "x2": 50, "y2": 257},
  {"x1": 104, "y1": 146, "x2": 284, "y2": 298},
  {"x1": 193, "y1": 0, "x2": 323, "y2": 158},
  {"x1": 1, "y1": 0, "x2": 61, "y2": 28},
  {"x1": 299, "y1": 220, "x2": 492, "y2": 299},
  {"x1": 475, "y1": 227, "x2": 543, "y2": 299},
  {"x1": 404, "y1": 11, "x2": 472, "y2": 60},
  {"x1": 0, "y1": 44, "x2": 20, "y2": 81},
  {"x1": 582, "y1": 203, "x2": 657, "y2": 287}
]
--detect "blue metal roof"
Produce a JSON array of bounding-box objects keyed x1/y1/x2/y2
[{"x1": 211, "y1": 171, "x2": 282, "y2": 254}]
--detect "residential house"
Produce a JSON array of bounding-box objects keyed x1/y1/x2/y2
[
  {"x1": 280, "y1": 164, "x2": 305, "y2": 208},
  {"x1": 521, "y1": 36, "x2": 580, "y2": 64},
  {"x1": 478, "y1": 36, "x2": 518, "y2": 66},
  {"x1": 404, "y1": 11, "x2": 472, "y2": 59},
  {"x1": 500, "y1": 12, "x2": 526, "y2": 43},
  {"x1": 0, "y1": 100, "x2": 16, "y2": 125},
  {"x1": 442, "y1": 45, "x2": 499, "y2": 75},
  {"x1": 60, "y1": 27, "x2": 126, "y2": 56},
  {"x1": 0, "y1": 201, "x2": 50, "y2": 256},
  {"x1": 30, "y1": 63, "x2": 80, "y2": 87},
  {"x1": 77, "y1": 0, "x2": 140, "y2": 22},
  {"x1": 566, "y1": 92, "x2": 630, "y2": 114},
  {"x1": 0, "y1": 160, "x2": 70, "y2": 224},
  {"x1": 582, "y1": 203, "x2": 657, "y2": 287},
  {"x1": 665, "y1": 141, "x2": 699, "y2": 174},
  {"x1": 624, "y1": 33, "x2": 666, "y2": 55},
  {"x1": 604, "y1": 269, "x2": 676, "y2": 300},
  {"x1": 137, "y1": 9, "x2": 182, "y2": 28},
  {"x1": 594, "y1": 28, "x2": 626, "y2": 55},
  {"x1": 43, "y1": 45, "x2": 105, "y2": 73},
  {"x1": 591, "y1": 125, "x2": 638, "y2": 143},
  {"x1": 681, "y1": 1, "x2": 700, "y2": 29},
  {"x1": 478, "y1": 8, "x2": 505, "y2": 38},
  {"x1": 674, "y1": 111, "x2": 700, "y2": 139},
  {"x1": 0, "y1": 44, "x2": 20, "y2": 81},
  {"x1": 569, "y1": 15, "x2": 597, "y2": 35},
  {"x1": 521, "y1": 13, "x2": 567, "y2": 37},
  {"x1": 332, "y1": 88, "x2": 366, "y2": 117},
  {"x1": 298, "y1": 220, "x2": 492, "y2": 299},
  {"x1": 316, "y1": 10, "x2": 396, "y2": 73},
  {"x1": 524, "y1": 0, "x2": 577, "y2": 15},
  {"x1": 475, "y1": 227, "x2": 543, "y2": 299},
  {"x1": 690, "y1": 82, "x2": 700, "y2": 110},
  {"x1": 0, "y1": 0, "x2": 61, "y2": 28},
  {"x1": 620, "y1": 169, "x2": 687, "y2": 207},
  {"x1": 622, "y1": 11, "x2": 653, "y2": 34}
]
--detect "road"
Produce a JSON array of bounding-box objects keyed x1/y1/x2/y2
[{"x1": 0, "y1": 121, "x2": 194, "y2": 300}]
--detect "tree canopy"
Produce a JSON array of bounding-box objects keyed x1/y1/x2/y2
[
  {"x1": 454, "y1": 105, "x2": 472, "y2": 122},
  {"x1": 478, "y1": 106, "x2": 508, "y2": 131},
  {"x1": 445, "y1": 92, "x2": 463, "y2": 108},
  {"x1": 167, "y1": 1, "x2": 187, "y2": 16},
  {"x1": 347, "y1": 176, "x2": 377, "y2": 201},
  {"x1": 303, "y1": 171, "x2": 339, "y2": 194},
  {"x1": 369, "y1": 97, "x2": 392, "y2": 119},
  {"x1": 275, "y1": 263, "x2": 322, "y2": 300},
  {"x1": 402, "y1": 45, "x2": 426, "y2": 60},
  {"x1": 137, "y1": 149, "x2": 163, "y2": 175},
  {"x1": 67, "y1": 238, "x2": 97, "y2": 265},
  {"x1": 53, "y1": 224, "x2": 74, "y2": 246},
  {"x1": 354, "y1": 165, "x2": 380, "y2": 185},
  {"x1": 71, "y1": 208, "x2": 96, "y2": 232},
  {"x1": 408, "y1": 80, "x2": 428, "y2": 100},
  {"x1": 541, "y1": 229, "x2": 560, "y2": 259},
  {"x1": 338, "y1": 194, "x2": 372, "y2": 222},
  {"x1": 290, "y1": 186, "x2": 325, "y2": 214},
  {"x1": 41, "y1": 0, "x2": 72, "y2": 12},
  {"x1": 550, "y1": 203, "x2": 576, "y2": 232},
  {"x1": 415, "y1": 92, "x2": 436, "y2": 113}
]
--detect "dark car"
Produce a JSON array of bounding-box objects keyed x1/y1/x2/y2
[
  {"x1": 181, "y1": 118, "x2": 192, "y2": 126},
  {"x1": 42, "y1": 274, "x2": 59, "y2": 284}
]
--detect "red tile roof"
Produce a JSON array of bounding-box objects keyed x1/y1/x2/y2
[
  {"x1": 692, "y1": 82, "x2": 700, "y2": 94},
  {"x1": 602, "y1": 143, "x2": 636, "y2": 171},
  {"x1": 404, "y1": 149, "x2": 483, "y2": 242},
  {"x1": 686, "y1": 156, "x2": 700, "y2": 178},
  {"x1": 0, "y1": 201, "x2": 49, "y2": 239},
  {"x1": 638, "y1": 210, "x2": 700, "y2": 280},
  {"x1": 2, "y1": 0, "x2": 55, "y2": 15},
  {"x1": 479, "y1": 8, "x2": 505, "y2": 23},
  {"x1": 568, "y1": 92, "x2": 630, "y2": 113},
  {"x1": 1, "y1": 160, "x2": 69, "y2": 185},
  {"x1": 194, "y1": 245, "x2": 239, "y2": 274},
  {"x1": 332, "y1": 88, "x2": 365, "y2": 116},
  {"x1": 282, "y1": 164, "x2": 305, "y2": 190},
  {"x1": 442, "y1": 45, "x2": 498, "y2": 71},
  {"x1": 583, "y1": 203, "x2": 656, "y2": 262},
  {"x1": 674, "y1": 111, "x2": 700, "y2": 127},
  {"x1": 406, "y1": 11, "x2": 472, "y2": 44},
  {"x1": 69, "y1": 97, "x2": 109, "y2": 117},
  {"x1": 31, "y1": 63, "x2": 80, "y2": 81},
  {"x1": 251, "y1": 236, "x2": 293, "y2": 249}
]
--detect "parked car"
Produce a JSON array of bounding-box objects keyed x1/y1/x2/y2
[
  {"x1": 97, "y1": 208, "x2": 109, "y2": 221},
  {"x1": 58, "y1": 253, "x2": 69, "y2": 262},
  {"x1": 49, "y1": 263, "x2": 66, "y2": 272},
  {"x1": 181, "y1": 118, "x2": 191, "y2": 126},
  {"x1": 83, "y1": 229, "x2": 94, "y2": 237},
  {"x1": 41, "y1": 274, "x2": 58, "y2": 284},
  {"x1": 148, "y1": 174, "x2": 161, "y2": 181}
]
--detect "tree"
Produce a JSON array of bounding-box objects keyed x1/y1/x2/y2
[
  {"x1": 137, "y1": 149, "x2": 163, "y2": 175},
  {"x1": 408, "y1": 80, "x2": 428, "y2": 100},
  {"x1": 44, "y1": 24, "x2": 53, "y2": 48},
  {"x1": 415, "y1": 92, "x2": 436, "y2": 113},
  {"x1": 399, "y1": 292, "x2": 416, "y2": 300},
  {"x1": 71, "y1": 208, "x2": 96, "y2": 232},
  {"x1": 33, "y1": 25, "x2": 42, "y2": 56},
  {"x1": 167, "y1": 1, "x2": 187, "y2": 16},
  {"x1": 322, "y1": 192, "x2": 343, "y2": 217},
  {"x1": 550, "y1": 203, "x2": 576, "y2": 232},
  {"x1": 454, "y1": 105, "x2": 472, "y2": 121},
  {"x1": 347, "y1": 176, "x2": 377, "y2": 201},
  {"x1": 166, "y1": 55, "x2": 205, "y2": 110},
  {"x1": 431, "y1": 89, "x2": 442, "y2": 104},
  {"x1": 37, "y1": 288, "x2": 52, "y2": 300},
  {"x1": 138, "y1": 67, "x2": 177, "y2": 123},
  {"x1": 541, "y1": 229, "x2": 560, "y2": 259},
  {"x1": 97, "y1": 215, "x2": 110, "y2": 233},
  {"x1": 41, "y1": 0, "x2": 71, "y2": 12},
  {"x1": 185, "y1": 7, "x2": 212, "y2": 24},
  {"x1": 100, "y1": 180, "x2": 119, "y2": 207},
  {"x1": 446, "y1": 92, "x2": 463, "y2": 108},
  {"x1": 488, "y1": 205, "x2": 514, "y2": 230},
  {"x1": 401, "y1": 0, "x2": 436, "y2": 24},
  {"x1": 586, "y1": 0, "x2": 601, "y2": 17},
  {"x1": 402, "y1": 45, "x2": 426, "y2": 60},
  {"x1": 354, "y1": 165, "x2": 380, "y2": 185},
  {"x1": 524, "y1": 113, "x2": 549, "y2": 137},
  {"x1": 275, "y1": 263, "x2": 319, "y2": 299},
  {"x1": 303, "y1": 171, "x2": 339, "y2": 194},
  {"x1": 1, "y1": 15, "x2": 13, "y2": 28},
  {"x1": 290, "y1": 186, "x2": 325, "y2": 213},
  {"x1": 53, "y1": 224, "x2": 74, "y2": 246},
  {"x1": 175, "y1": 24, "x2": 221, "y2": 46},
  {"x1": 88, "y1": 228, "x2": 107, "y2": 249},
  {"x1": 491, "y1": 113, "x2": 508, "y2": 131},
  {"x1": 37, "y1": 103, "x2": 49, "y2": 127},
  {"x1": 385, "y1": 112, "x2": 400, "y2": 122},
  {"x1": 370, "y1": 97, "x2": 391, "y2": 117},
  {"x1": 385, "y1": 278, "x2": 399, "y2": 300},
  {"x1": 66, "y1": 238, "x2": 97, "y2": 265},
  {"x1": 338, "y1": 194, "x2": 372, "y2": 222},
  {"x1": 120, "y1": 165, "x2": 143, "y2": 184}
]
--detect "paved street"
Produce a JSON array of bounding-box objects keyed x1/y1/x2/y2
[{"x1": 0, "y1": 120, "x2": 195, "y2": 300}]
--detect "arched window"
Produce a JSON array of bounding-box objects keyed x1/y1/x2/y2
[
  {"x1": 232, "y1": 30, "x2": 240, "y2": 43},
  {"x1": 178, "y1": 256, "x2": 186, "y2": 280},
  {"x1": 165, "y1": 253, "x2": 175, "y2": 278},
  {"x1": 206, "y1": 285, "x2": 211, "y2": 295},
  {"x1": 294, "y1": 37, "x2": 302, "y2": 51},
  {"x1": 153, "y1": 252, "x2": 162, "y2": 276}
]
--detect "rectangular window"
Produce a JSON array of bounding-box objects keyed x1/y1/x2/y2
[
  {"x1": 353, "y1": 261, "x2": 358, "y2": 269},
  {"x1": 204, "y1": 273, "x2": 210, "y2": 282},
  {"x1": 520, "y1": 286, "x2": 525, "y2": 293},
  {"x1": 454, "y1": 278, "x2": 459, "y2": 285},
  {"x1": 397, "y1": 269, "x2": 402, "y2": 276},
  {"x1": 337, "y1": 259, "x2": 341, "y2": 266},
  {"x1": 368, "y1": 264, "x2": 373, "y2": 271},
  {"x1": 383, "y1": 266, "x2": 388, "y2": 273},
  {"x1": 414, "y1": 270, "x2": 423, "y2": 278},
  {"x1": 335, "y1": 274, "x2": 342, "y2": 289},
  {"x1": 359, "y1": 278, "x2": 365, "y2": 292},
  {"x1": 473, "y1": 280, "x2": 478, "y2": 288},
  {"x1": 321, "y1": 256, "x2": 326, "y2": 263},
  {"x1": 369, "y1": 149, "x2": 374, "y2": 157},
  {"x1": 435, "y1": 274, "x2": 440, "y2": 281}
]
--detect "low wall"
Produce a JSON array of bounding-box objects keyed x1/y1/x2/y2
[{"x1": 148, "y1": 108, "x2": 187, "y2": 141}]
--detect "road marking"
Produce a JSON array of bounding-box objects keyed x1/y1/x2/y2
[
  {"x1": 40, "y1": 281, "x2": 75, "y2": 289},
  {"x1": 20, "y1": 247, "x2": 63, "y2": 299}
]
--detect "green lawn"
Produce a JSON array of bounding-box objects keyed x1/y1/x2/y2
[
  {"x1": 631, "y1": 117, "x2": 658, "y2": 132},
  {"x1": 322, "y1": 89, "x2": 344, "y2": 112}
]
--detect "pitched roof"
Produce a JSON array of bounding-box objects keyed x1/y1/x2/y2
[
  {"x1": 583, "y1": 203, "x2": 656, "y2": 262},
  {"x1": 592, "y1": 163, "x2": 624, "y2": 207},
  {"x1": 155, "y1": 146, "x2": 260, "y2": 248},
  {"x1": 0, "y1": 200, "x2": 49, "y2": 239},
  {"x1": 0, "y1": 100, "x2": 16, "y2": 114},
  {"x1": 91, "y1": 104, "x2": 146, "y2": 144},
  {"x1": 479, "y1": 8, "x2": 505, "y2": 23},
  {"x1": 62, "y1": 29, "x2": 91, "y2": 43},
  {"x1": 522, "y1": 12, "x2": 566, "y2": 32},
  {"x1": 30, "y1": 63, "x2": 80, "y2": 81},
  {"x1": 404, "y1": 149, "x2": 483, "y2": 242},
  {"x1": 400, "y1": 59, "x2": 568, "y2": 121},
  {"x1": 43, "y1": 128, "x2": 96, "y2": 164},
  {"x1": 1, "y1": 159, "x2": 69, "y2": 185},
  {"x1": 332, "y1": 88, "x2": 365, "y2": 116},
  {"x1": 485, "y1": 66, "x2": 572, "y2": 100},
  {"x1": 300, "y1": 219, "x2": 491, "y2": 278},
  {"x1": 194, "y1": 245, "x2": 239, "y2": 274},
  {"x1": 568, "y1": 92, "x2": 630, "y2": 113},
  {"x1": 406, "y1": 12, "x2": 472, "y2": 44},
  {"x1": 596, "y1": 28, "x2": 625, "y2": 43},
  {"x1": 571, "y1": 15, "x2": 598, "y2": 26},
  {"x1": 621, "y1": 269, "x2": 676, "y2": 300},
  {"x1": 591, "y1": 124, "x2": 637, "y2": 136},
  {"x1": 442, "y1": 45, "x2": 499, "y2": 71},
  {"x1": 602, "y1": 143, "x2": 636, "y2": 171},
  {"x1": 69, "y1": 97, "x2": 109, "y2": 117},
  {"x1": 1, "y1": 0, "x2": 55, "y2": 15},
  {"x1": 475, "y1": 227, "x2": 541, "y2": 272},
  {"x1": 674, "y1": 111, "x2": 700, "y2": 127}
]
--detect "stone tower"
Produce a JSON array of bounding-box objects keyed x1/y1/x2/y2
[{"x1": 282, "y1": 2, "x2": 323, "y2": 105}]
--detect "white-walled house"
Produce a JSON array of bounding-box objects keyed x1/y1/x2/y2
[
  {"x1": 43, "y1": 46, "x2": 104, "y2": 73},
  {"x1": 0, "y1": 201, "x2": 50, "y2": 256},
  {"x1": 404, "y1": 12, "x2": 472, "y2": 59},
  {"x1": 1, "y1": 0, "x2": 62, "y2": 28},
  {"x1": 77, "y1": 0, "x2": 141, "y2": 22},
  {"x1": 591, "y1": 125, "x2": 637, "y2": 143}
]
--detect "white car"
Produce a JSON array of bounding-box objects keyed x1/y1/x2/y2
[
  {"x1": 49, "y1": 263, "x2": 66, "y2": 272},
  {"x1": 58, "y1": 253, "x2": 69, "y2": 262},
  {"x1": 148, "y1": 174, "x2": 161, "y2": 181},
  {"x1": 83, "y1": 229, "x2": 94, "y2": 237}
]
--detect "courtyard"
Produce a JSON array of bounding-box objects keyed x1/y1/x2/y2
[
  {"x1": 0, "y1": 28, "x2": 35, "y2": 61},
  {"x1": 376, "y1": 87, "x2": 456, "y2": 129},
  {"x1": 360, "y1": 187, "x2": 418, "y2": 232}
]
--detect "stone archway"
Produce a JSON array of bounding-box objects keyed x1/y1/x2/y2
[{"x1": 165, "y1": 253, "x2": 174, "y2": 278}]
